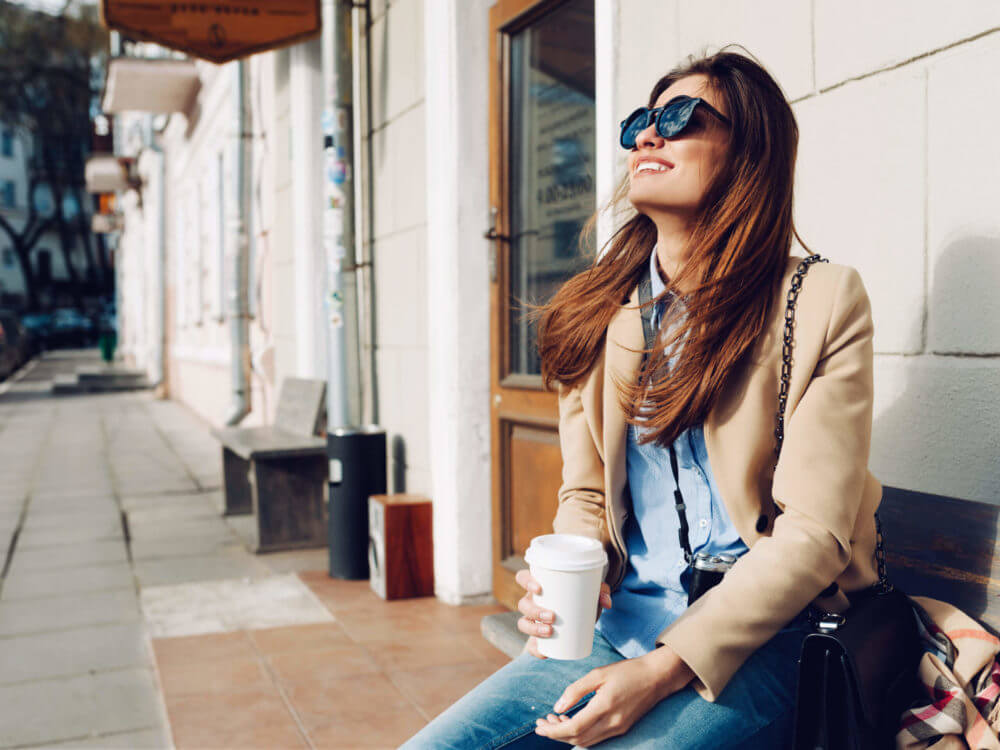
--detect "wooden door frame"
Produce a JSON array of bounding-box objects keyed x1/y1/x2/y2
[{"x1": 488, "y1": 0, "x2": 576, "y2": 611}]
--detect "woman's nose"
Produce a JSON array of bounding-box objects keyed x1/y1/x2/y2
[{"x1": 634, "y1": 120, "x2": 663, "y2": 149}]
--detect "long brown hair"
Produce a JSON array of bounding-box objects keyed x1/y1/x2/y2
[{"x1": 531, "y1": 46, "x2": 815, "y2": 447}]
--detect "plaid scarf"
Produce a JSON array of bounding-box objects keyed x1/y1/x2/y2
[{"x1": 896, "y1": 595, "x2": 1000, "y2": 749}]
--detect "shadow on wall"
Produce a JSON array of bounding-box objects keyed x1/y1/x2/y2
[
  {"x1": 392, "y1": 433, "x2": 407, "y2": 493},
  {"x1": 871, "y1": 235, "x2": 1000, "y2": 505}
]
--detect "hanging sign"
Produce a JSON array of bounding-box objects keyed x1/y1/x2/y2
[{"x1": 100, "y1": 1, "x2": 321, "y2": 64}]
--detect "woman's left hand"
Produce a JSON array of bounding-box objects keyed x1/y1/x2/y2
[{"x1": 534, "y1": 644, "x2": 696, "y2": 746}]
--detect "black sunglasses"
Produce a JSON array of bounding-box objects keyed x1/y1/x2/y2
[{"x1": 619, "y1": 95, "x2": 731, "y2": 150}]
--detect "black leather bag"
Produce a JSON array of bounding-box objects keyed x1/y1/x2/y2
[
  {"x1": 792, "y1": 585, "x2": 923, "y2": 749},
  {"x1": 781, "y1": 255, "x2": 923, "y2": 750}
]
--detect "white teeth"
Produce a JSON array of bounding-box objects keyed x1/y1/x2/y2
[{"x1": 636, "y1": 162, "x2": 669, "y2": 174}]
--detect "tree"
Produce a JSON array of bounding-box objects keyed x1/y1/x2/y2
[{"x1": 0, "y1": 0, "x2": 109, "y2": 310}]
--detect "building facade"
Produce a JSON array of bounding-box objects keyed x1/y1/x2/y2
[{"x1": 112, "y1": 0, "x2": 1000, "y2": 608}]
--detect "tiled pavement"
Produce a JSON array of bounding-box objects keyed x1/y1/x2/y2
[{"x1": 0, "y1": 351, "x2": 510, "y2": 749}]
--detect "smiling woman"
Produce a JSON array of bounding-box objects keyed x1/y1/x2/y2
[{"x1": 401, "y1": 44, "x2": 883, "y2": 750}]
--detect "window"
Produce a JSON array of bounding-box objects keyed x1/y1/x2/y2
[
  {"x1": 1, "y1": 248, "x2": 13, "y2": 268},
  {"x1": 506, "y1": 0, "x2": 596, "y2": 376},
  {"x1": 0, "y1": 129, "x2": 12, "y2": 158},
  {"x1": 1, "y1": 181, "x2": 15, "y2": 209}
]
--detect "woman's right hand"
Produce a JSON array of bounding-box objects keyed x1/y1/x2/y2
[{"x1": 515, "y1": 569, "x2": 613, "y2": 659}]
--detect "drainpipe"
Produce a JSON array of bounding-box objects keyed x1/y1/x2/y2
[
  {"x1": 320, "y1": 0, "x2": 352, "y2": 429},
  {"x1": 355, "y1": 2, "x2": 376, "y2": 425},
  {"x1": 225, "y1": 60, "x2": 251, "y2": 426},
  {"x1": 143, "y1": 114, "x2": 166, "y2": 389}
]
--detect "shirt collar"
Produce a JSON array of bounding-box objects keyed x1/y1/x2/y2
[{"x1": 649, "y1": 243, "x2": 666, "y2": 299}]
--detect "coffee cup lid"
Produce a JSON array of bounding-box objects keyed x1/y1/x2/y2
[{"x1": 524, "y1": 534, "x2": 608, "y2": 572}]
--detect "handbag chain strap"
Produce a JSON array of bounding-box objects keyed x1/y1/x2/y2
[
  {"x1": 634, "y1": 251, "x2": 891, "y2": 595},
  {"x1": 777, "y1": 254, "x2": 892, "y2": 595}
]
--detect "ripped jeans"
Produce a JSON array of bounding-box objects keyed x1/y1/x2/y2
[{"x1": 398, "y1": 606, "x2": 813, "y2": 749}]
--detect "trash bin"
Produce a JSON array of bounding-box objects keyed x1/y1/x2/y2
[
  {"x1": 98, "y1": 330, "x2": 117, "y2": 363},
  {"x1": 327, "y1": 425, "x2": 386, "y2": 580}
]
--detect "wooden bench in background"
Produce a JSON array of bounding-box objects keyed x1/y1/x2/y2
[
  {"x1": 481, "y1": 485, "x2": 1000, "y2": 658},
  {"x1": 211, "y1": 377, "x2": 328, "y2": 554}
]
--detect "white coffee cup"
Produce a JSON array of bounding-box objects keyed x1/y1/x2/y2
[{"x1": 524, "y1": 533, "x2": 608, "y2": 660}]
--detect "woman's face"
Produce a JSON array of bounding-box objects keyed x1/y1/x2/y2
[{"x1": 626, "y1": 74, "x2": 730, "y2": 220}]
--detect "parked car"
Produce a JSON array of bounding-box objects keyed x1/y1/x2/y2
[
  {"x1": 19, "y1": 312, "x2": 52, "y2": 353},
  {"x1": 49, "y1": 308, "x2": 95, "y2": 348},
  {"x1": 0, "y1": 310, "x2": 29, "y2": 380}
]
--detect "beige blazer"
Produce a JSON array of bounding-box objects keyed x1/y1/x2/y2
[{"x1": 551, "y1": 255, "x2": 882, "y2": 702}]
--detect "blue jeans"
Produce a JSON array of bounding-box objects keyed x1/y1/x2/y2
[{"x1": 400, "y1": 607, "x2": 813, "y2": 749}]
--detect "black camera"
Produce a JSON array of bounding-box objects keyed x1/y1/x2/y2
[{"x1": 687, "y1": 552, "x2": 738, "y2": 606}]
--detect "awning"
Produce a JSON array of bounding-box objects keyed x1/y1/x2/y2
[
  {"x1": 101, "y1": 57, "x2": 200, "y2": 114},
  {"x1": 85, "y1": 155, "x2": 131, "y2": 193}
]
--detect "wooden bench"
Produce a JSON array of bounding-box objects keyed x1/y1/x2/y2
[
  {"x1": 211, "y1": 377, "x2": 328, "y2": 553},
  {"x1": 880, "y1": 485, "x2": 1000, "y2": 637},
  {"x1": 481, "y1": 485, "x2": 1000, "y2": 658}
]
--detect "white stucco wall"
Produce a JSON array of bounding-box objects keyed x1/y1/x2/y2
[
  {"x1": 364, "y1": 0, "x2": 434, "y2": 497},
  {"x1": 610, "y1": 0, "x2": 1000, "y2": 503}
]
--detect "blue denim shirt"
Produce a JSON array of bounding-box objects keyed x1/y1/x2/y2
[{"x1": 595, "y1": 245, "x2": 750, "y2": 659}]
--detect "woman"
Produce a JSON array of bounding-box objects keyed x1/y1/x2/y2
[{"x1": 401, "y1": 47, "x2": 882, "y2": 749}]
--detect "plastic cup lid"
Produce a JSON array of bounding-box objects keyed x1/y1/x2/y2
[{"x1": 524, "y1": 534, "x2": 608, "y2": 572}]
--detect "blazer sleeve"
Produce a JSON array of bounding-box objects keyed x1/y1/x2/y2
[
  {"x1": 551, "y1": 379, "x2": 608, "y2": 547},
  {"x1": 653, "y1": 265, "x2": 875, "y2": 702}
]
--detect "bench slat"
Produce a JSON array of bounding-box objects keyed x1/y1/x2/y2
[
  {"x1": 273, "y1": 378, "x2": 326, "y2": 437},
  {"x1": 881, "y1": 486, "x2": 1000, "y2": 635},
  {"x1": 212, "y1": 426, "x2": 326, "y2": 460}
]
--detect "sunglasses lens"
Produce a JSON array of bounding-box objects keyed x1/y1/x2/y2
[
  {"x1": 656, "y1": 97, "x2": 698, "y2": 138},
  {"x1": 620, "y1": 107, "x2": 649, "y2": 149}
]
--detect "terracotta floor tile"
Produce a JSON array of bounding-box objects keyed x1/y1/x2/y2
[
  {"x1": 165, "y1": 687, "x2": 308, "y2": 749},
  {"x1": 306, "y1": 708, "x2": 428, "y2": 749},
  {"x1": 248, "y1": 622, "x2": 353, "y2": 655},
  {"x1": 389, "y1": 659, "x2": 504, "y2": 720},
  {"x1": 153, "y1": 630, "x2": 257, "y2": 667},
  {"x1": 383, "y1": 597, "x2": 508, "y2": 630},
  {"x1": 268, "y1": 645, "x2": 382, "y2": 689},
  {"x1": 298, "y1": 571, "x2": 381, "y2": 611},
  {"x1": 462, "y1": 633, "x2": 517, "y2": 669},
  {"x1": 159, "y1": 656, "x2": 272, "y2": 696},
  {"x1": 282, "y1": 671, "x2": 414, "y2": 728},
  {"x1": 363, "y1": 632, "x2": 489, "y2": 673},
  {"x1": 330, "y1": 603, "x2": 438, "y2": 642}
]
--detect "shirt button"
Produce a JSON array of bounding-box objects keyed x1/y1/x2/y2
[{"x1": 699, "y1": 519, "x2": 708, "y2": 528}]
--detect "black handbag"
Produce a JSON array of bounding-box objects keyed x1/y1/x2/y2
[{"x1": 781, "y1": 255, "x2": 923, "y2": 750}]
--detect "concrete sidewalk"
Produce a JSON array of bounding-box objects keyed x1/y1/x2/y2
[{"x1": 0, "y1": 351, "x2": 333, "y2": 749}]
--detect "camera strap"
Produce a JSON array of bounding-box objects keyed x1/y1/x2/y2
[{"x1": 635, "y1": 261, "x2": 693, "y2": 564}]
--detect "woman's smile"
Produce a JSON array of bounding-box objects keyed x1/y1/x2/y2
[{"x1": 633, "y1": 156, "x2": 675, "y2": 176}]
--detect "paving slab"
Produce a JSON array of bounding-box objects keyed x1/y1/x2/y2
[
  {"x1": 0, "y1": 622, "x2": 150, "y2": 684},
  {"x1": 125, "y1": 501, "x2": 220, "y2": 525},
  {"x1": 22, "y1": 508, "x2": 122, "y2": 531},
  {"x1": 129, "y1": 535, "x2": 247, "y2": 561},
  {"x1": 0, "y1": 588, "x2": 141, "y2": 637},
  {"x1": 39, "y1": 725, "x2": 172, "y2": 749},
  {"x1": 0, "y1": 668, "x2": 165, "y2": 748},
  {"x1": 140, "y1": 574, "x2": 334, "y2": 638},
  {"x1": 119, "y1": 490, "x2": 222, "y2": 514},
  {"x1": 2, "y1": 562, "x2": 135, "y2": 600},
  {"x1": 127, "y1": 517, "x2": 236, "y2": 542},
  {"x1": 8, "y1": 540, "x2": 129, "y2": 573},
  {"x1": 16, "y1": 520, "x2": 124, "y2": 548},
  {"x1": 133, "y1": 554, "x2": 271, "y2": 588}
]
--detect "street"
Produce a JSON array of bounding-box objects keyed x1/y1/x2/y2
[{"x1": 0, "y1": 350, "x2": 506, "y2": 749}]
